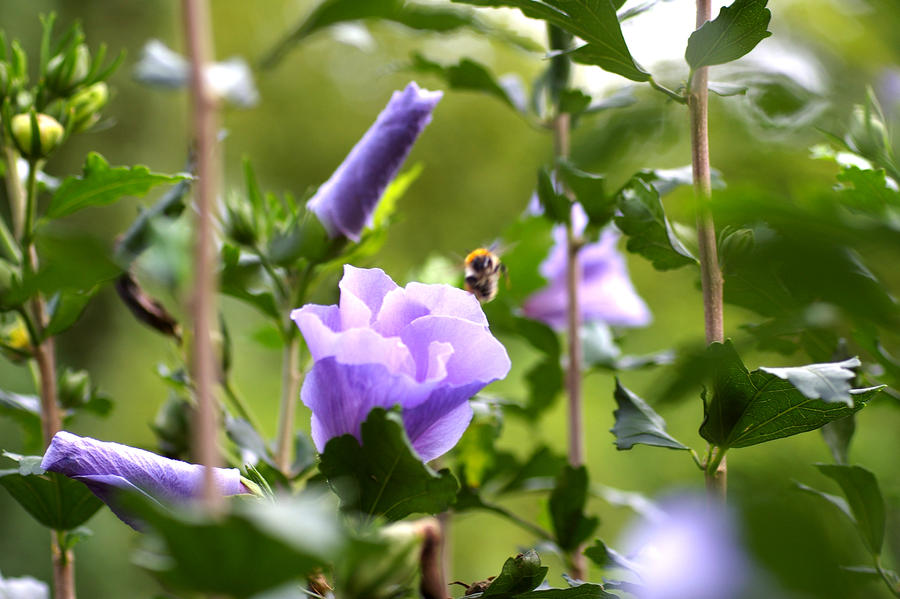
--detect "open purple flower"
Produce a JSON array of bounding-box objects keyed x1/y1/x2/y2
[
  {"x1": 523, "y1": 203, "x2": 651, "y2": 330},
  {"x1": 41, "y1": 431, "x2": 249, "y2": 527},
  {"x1": 292, "y1": 265, "x2": 510, "y2": 462},
  {"x1": 307, "y1": 82, "x2": 442, "y2": 242},
  {"x1": 622, "y1": 495, "x2": 749, "y2": 599}
]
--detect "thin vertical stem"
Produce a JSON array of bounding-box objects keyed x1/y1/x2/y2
[
  {"x1": 182, "y1": 0, "x2": 222, "y2": 511},
  {"x1": 51, "y1": 532, "x2": 75, "y2": 599},
  {"x1": 274, "y1": 335, "x2": 300, "y2": 473},
  {"x1": 689, "y1": 0, "x2": 726, "y2": 499},
  {"x1": 22, "y1": 156, "x2": 70, "y2": 599}
]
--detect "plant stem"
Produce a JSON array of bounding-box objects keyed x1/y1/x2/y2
[
  {"x1": 549, "y1": 23, "x2": 586, "y2": 574},
  {"x1": 20, "y1": 160, "x2": 62, "y2": 447},
  {"x1": 689, "y1": 0, "x2": 726, "y2": 500},
  {"x1": 182, "y1": 0, "x2": 222, "y2": 512},
  {"x1": 3, "y1": 146, "x2": 26, "y2": 241},
  {"x1": 875, "y1": 556, "x2": 900, "y2": 599},
  {"x1": 274, "y1": 334, "x2": 300, "y2": 473},
  {"x1": 51, "y1": 531, "x2": 75, "y2": 599}
]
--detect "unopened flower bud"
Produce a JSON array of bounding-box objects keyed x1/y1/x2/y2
[
  {"x1": 848, "y1": 96, "x2": 891, "y2": 160},
  {"x1": 11, "y1": 113, "x2": 64, "y2": 158},
  {"x1": 0, "y1": 317, "x2": 31, "y2": 362},
  {"x1": 68, "y1": 82, "x2": 109, "y2": 132},
  {"x1": 223, "y1": 198, "x2": 257, "y2": 246},
  {"x1": 58, "y1": 368, "x2": 91, "y2": 409},
  {"x1": 46, "y1": 44, "x2": 90, "y2": 93}
]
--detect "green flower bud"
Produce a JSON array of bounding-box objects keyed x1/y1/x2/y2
[
  {"x1": 849, "y1": 104, "x2": 890, "y2": 160},
  {"x1": 224, "y1": 197, "x2": 258, "y2": 246},
  {"x1": 58, "y1": 368, "x2": 91, "y2": 409},
  {"x1": 152, "y1": 395, "x2": 193, "y2": 459},
  {"x1": 68, "y1": 82, "x2": 109, "y2": 132},
  {"x1": 46, "y1": 43, "x2": 90, "y2": 93},
  {"x1": 0, "y1": 317, "x2": 31, "y2": 363},
  {"x1": 11, "y1": 113, "x2": 65, "y2": 158}
]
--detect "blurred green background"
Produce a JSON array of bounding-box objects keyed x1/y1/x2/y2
[{"x1": 1, "y1": 0, "x2": 899, "y2": 597}]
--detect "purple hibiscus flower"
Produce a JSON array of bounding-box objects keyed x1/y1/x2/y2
[
  {"x1": 291, "y1": 265, "x2": 511, "y2": 462},
  {"x1": 523, "y1": 203, "x2": 651, "y2": 330},
  {"x1": 41, "y1": 431, "x2": 249, "y2": 527},
  {"x1": 307, "y1": 82, "x2": 442, "y2": 242},
  {"x1": 621, "y1": 495, "x2": 750, "y2": 599}
]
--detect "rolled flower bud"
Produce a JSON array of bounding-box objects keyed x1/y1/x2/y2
[
  {"x1": 41, "y1": 431, "x2": 250, "y2": 528},
  {"x1": 46, "y1": 43, "x2": 90, "y2": 93},
  {"x1": 11, "y1": 113, "x2": 64, "y2": 159},
  {"x1": 307, "y1": 82, "x2": 442, "y2": 242},
  {"x1": 67, "y1": 82, "x2": 109, "y2": 132}
]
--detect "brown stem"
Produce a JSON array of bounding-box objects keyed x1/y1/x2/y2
[
  {"x1": 690, "y1": 0, "x2": 726, "y2": 499},
  {"x1": 419, "y1": 519, "x2": 447, "y2": 599},
  {"x1": 51, "y1": 532, "x2": 75, "y2": 599},
  {"x1": 553, "y1": 111, "x2": 587, "y2": 581},
  {"x1": 274, "y1": 335, "x2": 301, "y2": 473},
  {"x1": 182, "y1": 0, "x2": 222, "y2": 511}
]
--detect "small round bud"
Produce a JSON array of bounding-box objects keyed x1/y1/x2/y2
[
  {"x1": 11, "y1": 113, "x2": 65, "y2": 158},
  {"x1": 224, "y1": 198, "x2": 257, "y2": 246},
  {"x1": 68, "y1": 82, "x2": 109, "y2": 132},
  {"x1": 0, "y1": 317, "x2": 31, "y2": 363},
  {"x1": 46, "y1": 43, "x2": 91, "y2": 93},
  {"x1": 58, "y1": 369, "x2": 91, "y2": 409}
]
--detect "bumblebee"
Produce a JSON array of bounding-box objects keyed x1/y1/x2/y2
[{"x1": 464, "y1": 247, "x2": 506, "y2": 303}]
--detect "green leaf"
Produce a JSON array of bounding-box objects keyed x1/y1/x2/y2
[
  {"x1": 409, "y1": 53, "x2": 523, "y2": 112},
  {"x1": 46, "y1": 152, "x2": 187, "y2": 220},
  {"x1": 822, "y1": 415, "x2": 855, "y2": 465},
  {"x1": 614, "y1": 177, "x2": 697, "y2": 270},
  {"x1": 699, "y1": 341, "x2": 879, "y2": 449},
  {"x1": 453, "y1": 0, "x2": 649, "y2": 82},
  {"x1": 584, "y1": 539, "x2": 640, "y2": 573},
  {"x1": 836, "y1": 166, "x2": 900, "y2": 216},
  {"x1": 44, "y1": 289, "x2": 95, "y2": 337},
  {"x1": 685, "y1": 0, "x2": 771, "y2": 69},
  {"x1": 0, "y1": 454, "x2": 103, "y2": 530},
  {"x1": 817, "y1": 464, "x2": 885, "y2": 556},
  {"x1": 482, "y1": 550, "x2": 549, "y2": 597},
  {"x1": 537, "y1": 166, "x2": 570, "y2": 224},
  {"x1": 514, "y1": 316, "x2": 560, "y2": 358},
  {"x1": 519, "y1": 585, "x2": 616, "y2": 598},
  {"x1": 611, "y1": 379, "x2": 690, "y2": 451},
  {"x1": 318, "y1": 408, "x2": 458, "y2": 521},
  {"x1": 0, "y1": 391, "x2": 42, "y2": 453},
  {"x1": 3, "y1": 233, "x2": 121, "y2": 307},
  {"x1": 557, "y1": 161, "x2": 615, "y2": 230},
  {"x1": 498, "y1": 446, "x2": 567, "y2": 494},
  {"x1": 129, "y1": 494, "x2": 341, "y2": 597},
  {"x1": 758, "y1": 357, "x2": 862, "y2": 407},
  {"x1": 521, "y1": 357, "x2": 564, "y2": 420},
  {"x1": 115, "y1": 177, "x2": 191, "y2": 267},
  {"x1": 263, "y1": 0, "x2": 538, "y2": 67},
  {"x1": 549, "y1": 465, "x2": 599, "y2": 552}
]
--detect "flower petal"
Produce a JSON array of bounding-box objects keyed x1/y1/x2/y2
[
  {"x1": 301, "y1": 357, "x2": 433, "y2": 452},
  {"x1": 339, "y1": 265, "x2": 398, "y2": 328},
  {"x1": 400, "y1": 316, "x2": 511, "y2": 385},
  {"x1": 372, "y1": 287, "x2": 430, "y2": 336},
  {"x1": 404, "y1": 282, "x2": 488, "y2": 327},
  {"x1": 402, "y1": 383, "x2": 481, "y2": 462},
  {"x1": 307, "y1": 82, "x2": 442, "y2": 241}
]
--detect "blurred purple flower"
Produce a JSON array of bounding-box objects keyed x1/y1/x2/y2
[
  {"x1": 307, "y1": 82, "x2": 442, "y2": 242},
  {"x1": 523, "y1": 203, "x2": 651, "y2": 330},
  {"x1": 622, "y1": 495, "x2": 749, "y2": 599},
  {"x1": 41, "y1": 431, "x2": 249, "y2": 527},
  {"x1": 292, "y1": 265, "x2": 510, "y2": 462}
]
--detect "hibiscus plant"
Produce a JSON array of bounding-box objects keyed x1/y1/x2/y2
[{"x1": 1, "y1": 2, "x2": 900, "y2": 599}]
